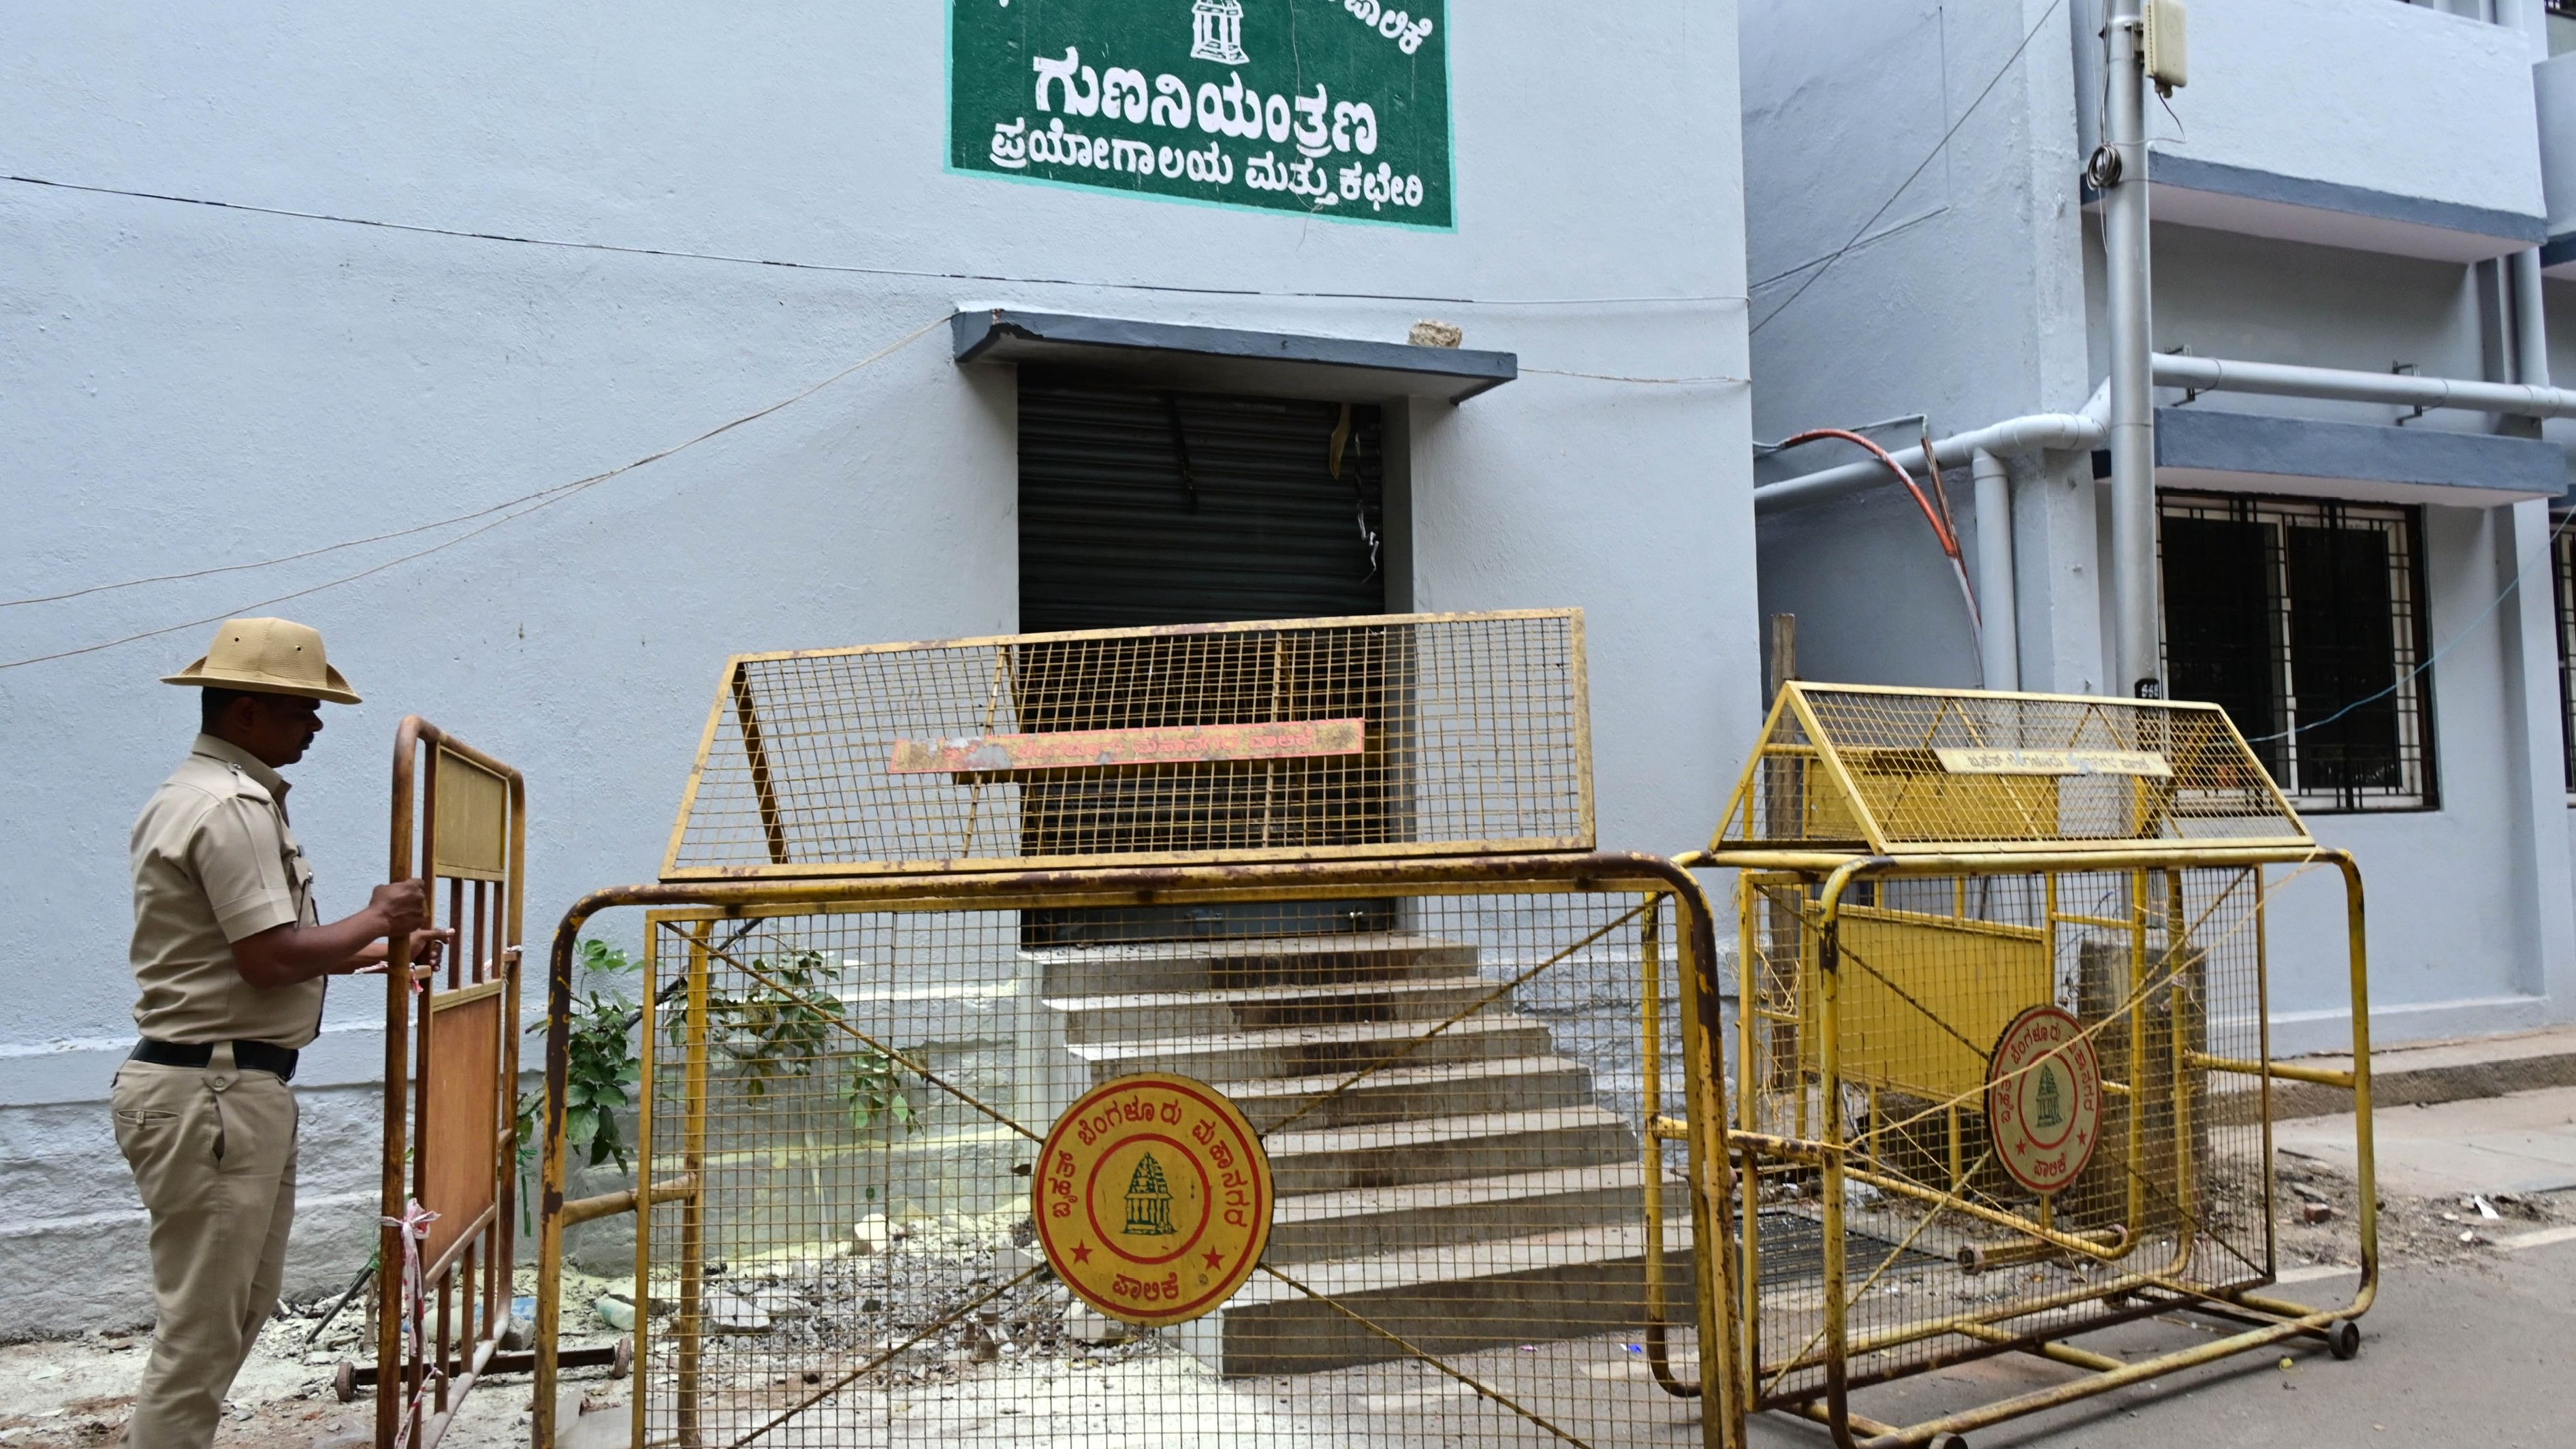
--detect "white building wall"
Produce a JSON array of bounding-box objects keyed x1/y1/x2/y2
[
  {"x1": 2078, "y1": 0, "x2": 2547, "y2": 223},
  {"x1": 1740, "y1": 0, "x2": 2096, "y2": 692},
  {"x1": 1746, "y1": 1, "x2": 2576, "y2": 1060},
  {"x1": 0, "y1": 1, "x2": 1755, "y2": 1335}
]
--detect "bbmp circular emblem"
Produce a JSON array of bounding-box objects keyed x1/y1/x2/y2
[
  {"x1": 1986, "y1": 1005, "x2": 2103, "y2": 1196},
  {"x1": 1033, "y1": 1072, "x2": 1273, "y2": 1326}
]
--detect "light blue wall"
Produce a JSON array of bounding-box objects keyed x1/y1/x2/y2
[
  {"x1": 1747, "y1": 0, "x2": 2576, "y2": 1056},
  {"x1": 0, "y1": 1, "x2": 1756, "y2": 1331},
  {"x1": 2076, "y1": 0, "x2": 2546, "y2": 230},
  {"x1": 1740, "y1": 0, "x2": 2093, "y2": 692}
]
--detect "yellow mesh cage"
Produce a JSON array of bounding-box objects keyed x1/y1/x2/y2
[
  {"x1": 1714, "y1": 684, "x2": 2310, "y2": 855},
  {"x1": 664, "y1": 611, "x2": 1594, "y2": 880},
  {"x1": 1700, "y1": 684, "x2": 2374, "y2": 1446}
]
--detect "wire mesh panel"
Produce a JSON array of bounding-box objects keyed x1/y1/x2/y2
[
  {"x1": 1704, "y1": 681, "x2": 2376, "y2": 1446},
  {"x1": 663, "y1": 611, "x2": 1591, "y2": 879},
  {"x1": 1734, "y1": 866, "x2": 2274, "y2": 1408},
  {"x1": 1716, "y1": 683, "x2": 2307, "y2": 855},
  {"x1": 623, "y1": 881, "x2": 1726, "y2": 1449},
  {"x1": 374, "y1": 724, "x2": 526, "y2": 1449}
]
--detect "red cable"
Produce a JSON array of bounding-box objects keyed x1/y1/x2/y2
[{"x1": 1774, "y1": 428, "x2": 1962, "y2": 556}]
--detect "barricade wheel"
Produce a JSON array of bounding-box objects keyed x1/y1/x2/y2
[
  {"x1": 2327, "y1": 1319, "x2": 2362, "y2": 1361},
  {"x1": 1931, "y1": 1435, "x2": 1971, "y2": 1449},
  {"x1": 332, "y1": 1360, "x2": 357, "y2": 1403},
  {"x1": 611, "y1": 1335, "x2": 634, "y2": 1380}
]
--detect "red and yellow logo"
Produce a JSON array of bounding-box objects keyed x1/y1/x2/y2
[
  {"x1": 1033, "y1": 1073, "x2": 1273, "y2": 1326},
  {"x1": 1986, "y1": 1005, "x2": 2103, "y2": 1196}
]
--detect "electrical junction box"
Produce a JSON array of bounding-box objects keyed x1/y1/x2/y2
[{"x1": 2145, "y1": 0, "x2": 2188, "y2": 93}]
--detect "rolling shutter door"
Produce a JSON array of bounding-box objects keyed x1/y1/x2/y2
[{"x1": 1018, "y1": 370, "x2": 1386, "y2": 633}]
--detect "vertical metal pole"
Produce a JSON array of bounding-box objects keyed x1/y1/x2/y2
[
  {"x1": 1676, "y1": 888, "x2": 1748, "y2": 1449},
  {"x1": 1815, "y1": 879, "x2": 1853, "y2": 1439},
  {"x1": 633, "y1": 923, "x2": 661, "y2": 1449},
  {"x1": 2103, "y1": 0, "x2": 2162, "y2": 699},
  {"x1": 1734, "y1": 874, "x2": 1764, "y2": 1384},
  {"x1": 2253, "y1": 867, "x2": 2278, "y2": 1275},
  {"x1": 380, "y1": 729, "x2": 419, "y2": 1449},
  {"x1": 678, "y1": 921, "x2": 716, "y2": 1445}
]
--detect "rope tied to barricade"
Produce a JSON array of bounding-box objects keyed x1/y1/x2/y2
[{"x1": 381, "y1": 1198, "x2": 443, "y2": 1449}]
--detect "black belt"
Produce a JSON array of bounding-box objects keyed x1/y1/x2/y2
[{"x1": 130, "y1": 1036, "x2": 300, "y2": 1082}]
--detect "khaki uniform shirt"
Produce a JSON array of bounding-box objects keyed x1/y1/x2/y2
[{"x1": 128, "y1": 734, "x2": 323, "y2": 1047}]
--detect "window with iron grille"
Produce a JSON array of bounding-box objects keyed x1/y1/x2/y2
[
  {"x1": 2158, "y1": 492, "x2": 2434, "y2": 812},
  {"x1": 2554, "y1": 515, "x2": 2576, "y2": 793}
]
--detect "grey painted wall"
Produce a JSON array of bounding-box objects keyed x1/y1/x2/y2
[
  {"x1": 1747, "y1": 0, "x2": 2576, "y2": 1060},
  {"x1": 2073, "y1": 0, "x2": 2545, "y2": 226},
  {"x1": 0, "y1": 1, "x2": 1755, "y2": 1335},
  {"x1": 1740, "y1": 0, "x2": 2091, "y2": 692}
]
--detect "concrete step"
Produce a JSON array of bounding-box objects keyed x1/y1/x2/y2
[
  {"x1": 1024, "y1": 930, "x2": 1478, "y2": 1000},
  {"x1": 1178, "y1": 1211, "x2": 1699, "y2": 1377},
  {"x1": 1260, "y1": 1106, "x2": 1636, "y2": 1197},
  {"x1": 1044, "y1": 974, "x2": 1501, "y2": 1044},
  {"x1": 1072, "y1": 1013, "x2": 1555, "y2": 1085},
  {"x1": 2268, "y1": 1024, "x2": 2576, "y2": 1121},
  {"x1": 1265, "y1": 1162, "x2": 1663, "y2": 1264},
  {"x1": 1215, "y1": 1054, "x2": 1599, "y2": 1134}
]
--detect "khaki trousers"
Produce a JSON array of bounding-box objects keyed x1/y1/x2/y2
[{"x1": 111, "y1": 1051, "x2": 298, "y2": 1449}]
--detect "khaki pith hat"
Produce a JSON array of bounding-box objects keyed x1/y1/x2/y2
[{"x1": 161, "y1": 617, "x2": 361, "y2": 704}]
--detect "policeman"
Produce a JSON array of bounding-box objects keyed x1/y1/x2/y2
[{"x1": 116, "y1": 618, "x2": 449, "y2": 1447}]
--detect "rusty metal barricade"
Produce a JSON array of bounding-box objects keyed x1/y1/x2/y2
[
  {"x1": 1687, "y1": 683, "x2": 2377, "y2": 1448},
  {"x1": 532, "y1": 611, "x2": 1752, "y2": 1449},
  {"x1": 356, "y1": 719, "x2": 530, "y2": 1447}
]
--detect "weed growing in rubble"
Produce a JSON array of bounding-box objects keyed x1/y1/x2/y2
[
  {"x1": 671, "y1": 949, "x2": 918, "y2": 1134},
  {"x1": 514, "y1": 939, "x2": 645, "y2": 1226}
]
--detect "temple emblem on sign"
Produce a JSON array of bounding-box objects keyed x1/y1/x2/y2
[
  {"x1": 2035, "y1": 1062, "x2": 2063, "y2": 1129},
  {"x1": 1123, "y1": 1151, "x2": 1177, "y2": 1236},
  {"x1": 1191, "y1": 0, "x2": 1251, "y2": 64}
]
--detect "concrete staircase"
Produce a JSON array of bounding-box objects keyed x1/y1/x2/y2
[{"x1": 1030, "y1": 931, "x2": 1694, "y2": 1377}]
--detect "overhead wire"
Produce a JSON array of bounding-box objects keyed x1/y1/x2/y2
[
  {"x1": 0, "y1": 313, "x2": 951, "y2": 671},
  {"x1": 2, "y1": 479, "x2": 600, "y2": 609},
  {"x1": 1748, "y1": 0, "x2": 2066, "y2": 336},
  {"x1": 1520, "y1": 367, "x2": 1748, "y2": 385},
  {"x1": 3, "y1": 173, "x2": 1743, "y2": 310}
]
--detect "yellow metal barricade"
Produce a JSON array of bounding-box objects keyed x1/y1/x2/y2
[
  {"x1": 533, "y1": 612, "x2": 1750, "y2": 1449},
  {"x1": 1689, "y1": 683, "x2": 2376, "y2": 1448}
]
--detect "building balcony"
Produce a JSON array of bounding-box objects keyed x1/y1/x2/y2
[{"x1": 2081, "y1": 0, "x2": 2546, "y2": 262}]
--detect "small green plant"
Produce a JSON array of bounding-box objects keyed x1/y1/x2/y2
[
  {"x1": 674, "y1": 949, "x2": 919, "y2": 1133},
  {"x1": 844, "y1": 1046, "x2": 917, "y2": 1132},
  {"x1": 515, "y1": 940, "x2": 642, "y2": 1209}
]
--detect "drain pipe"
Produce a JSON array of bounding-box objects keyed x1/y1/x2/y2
[
  {"x1": 1751, "y1": 392, "x2": 2110, "y2": 513},
  {"x1": 2148, "y1": 354, "x2": 2576, "y2": 418},
  {"x1": 2512, "y1": 248, "x2": 2553, "y2": 396},
  {"x1": 2101, "y1": 0, "x2": 2159, "y2": 699},
  {"x1": 1972, "y1": 449, "x2": 2019, "y2": 690}
]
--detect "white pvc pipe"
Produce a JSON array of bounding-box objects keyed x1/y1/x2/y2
[
  {"x1": 1751, "y1": 403, "x2": 2108, "y2": 513},
  {"x1": 1756, "y1": 349, "x2": 2576, "y2": 518},
  {"x1": 2151, "y1": 353, "x2": 2576, "y2": 418},
  {"x1": 2511, "y1": 248, "x2": 2552, "y2": 392},
  {"x1": 1972, "y1": 448, "x2": 2019, "y2": 690}
]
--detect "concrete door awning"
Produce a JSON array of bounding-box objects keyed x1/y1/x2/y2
[
  {"x1": 951, "y1": 309, "x2": 1518, "y2": 404},
  {"x1": 2090, "y1": 405, "x2": 2567, "y2": 508}
]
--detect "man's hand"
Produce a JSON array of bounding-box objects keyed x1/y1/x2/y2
[
  {"x1": 340, "y1": 927, "x2": 458, "y2": 977},
  {"x1": 233, "y1": 877, "x2": 449, "y2": 991},
  {"x1": 369, "y1": 878, "x2": 432, "y2": 938}
]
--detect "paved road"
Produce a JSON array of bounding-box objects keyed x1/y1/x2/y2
[{"x1": 1733, "y1": 1239, "x2": 2568, "y2": 1447}]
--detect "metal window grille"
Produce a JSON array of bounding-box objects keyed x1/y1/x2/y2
[
  {"x1": 2555, "y1": 515, "x2": 2576, "y2": 794},
  {"x1": 2157, "y1": 492, "x2": 2434, "y2": 812}
]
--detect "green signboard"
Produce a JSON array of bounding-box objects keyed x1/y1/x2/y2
[{"x1": 949, "y1": 0, "x2": 1452, "y2": 229}]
